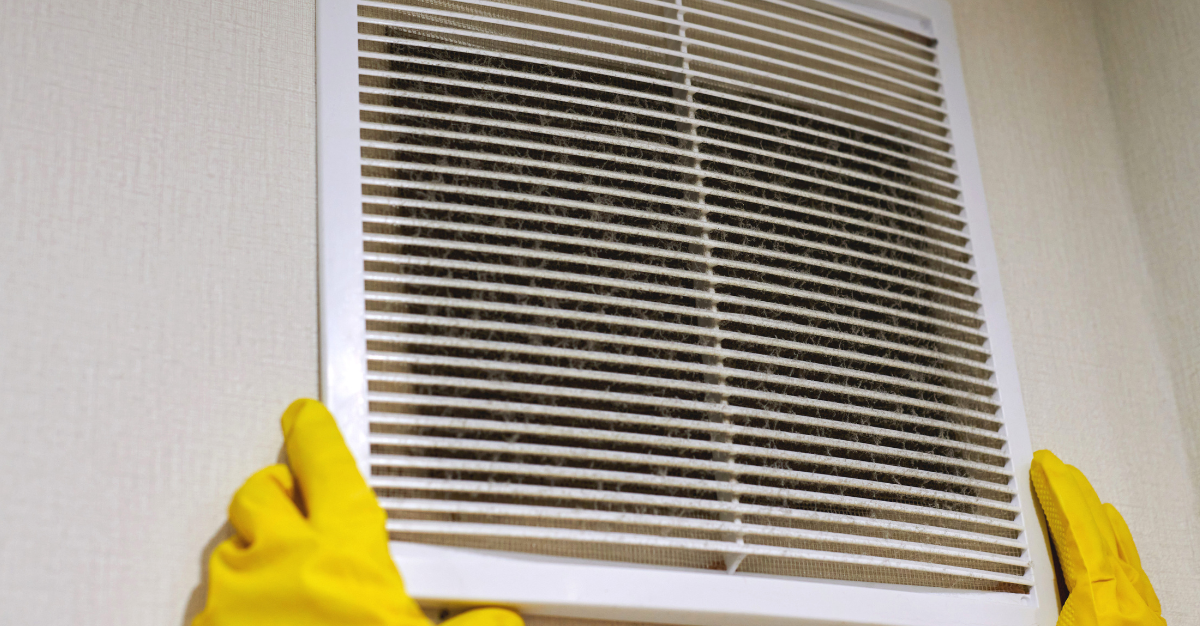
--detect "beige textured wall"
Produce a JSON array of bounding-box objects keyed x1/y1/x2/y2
[
  {"x1": 0, "y1": 0, "x2": 1196, "y2": 625},
  {"x1": 0, "y1": 1, "x2": 318, "y2": 624},
  {"x1": 948, "y1": 0, "x2": 1200, "y2": 621},
  {"x1": 1094, "y1": 0, "x2": 1200, "y2": 517}
]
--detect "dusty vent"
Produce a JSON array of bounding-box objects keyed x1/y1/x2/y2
[{"x1": 355, "y1": 0, "x2": 1030, "y2": 593}]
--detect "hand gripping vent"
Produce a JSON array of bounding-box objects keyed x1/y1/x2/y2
[{"x1": 348, "y1": 0, "x2": 1031, "y2": 594}]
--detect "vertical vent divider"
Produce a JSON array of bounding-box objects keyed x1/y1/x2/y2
[{"x1": 673, "y1": 0, "x2": 748, "y2": 575}]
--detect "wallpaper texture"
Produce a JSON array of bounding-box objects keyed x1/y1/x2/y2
[
  {"x1": 948, "y1": 0, "x2": 1200, "y2": 622},
  {"x1": 1094, "y1": 0, "x2": 1200, "y2": 541},
  {"x1": 0, "y1": 0, "x2": 1196, "y2": 624},
  {"x1": 0, "y1": 1, "x2": 318, "y2": 624}
]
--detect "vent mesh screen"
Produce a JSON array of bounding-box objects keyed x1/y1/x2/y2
[{"x1": 355, "y1": 0, "x2": 1030, "y2": 593}]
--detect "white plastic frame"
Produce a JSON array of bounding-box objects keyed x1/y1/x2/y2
[{"x1": 316, "y1": 0, "x2": 1059, "y2": 623}]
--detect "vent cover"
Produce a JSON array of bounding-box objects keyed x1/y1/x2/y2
[{"x1": 345, "y1": 0, "x2": 1031, "y2": 594}]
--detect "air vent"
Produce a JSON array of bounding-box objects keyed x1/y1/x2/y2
[{"x1": 323, "y1": 0, "x2": 1040, "y2": 601}]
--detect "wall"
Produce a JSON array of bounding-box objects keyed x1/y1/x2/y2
[
  {"x1": 0, "y1": 0, "x2": 1195, "y2": 625},
  {"x1": 948, "y1": 0, "x2": 1200, "y2": 619},
  {"x1": 0, "y1": 1, "x2": 318, "y2": 624},
  {"x1": 1093, "y1": 0, "x2": 1200, "y2": 520}
]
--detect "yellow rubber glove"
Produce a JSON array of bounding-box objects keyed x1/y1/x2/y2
[
  {"x1": 192, "y1": 398, "x2": 523, "y2": 626},
  {"x1": 1030, "y1": 450, "x2": 1165, "y2": 626}
]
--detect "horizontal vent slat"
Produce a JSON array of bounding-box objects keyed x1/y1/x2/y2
[
  {"x1": 381, "y1": 499, "x2": 1029, "y2": 574},
  {"x1": 385, "y1": 520, "x2": 1030, "y2": 587},
  {"x1": 365, "y1": 316, "x2": 997, "y2": 400},
  {"x1": 364, "y1": 232, "x2": 984, "y2": 330},
  {"x1": 377, "y1": 0, "x2": 946, "y2": 105},
  {"x1": 366, "y1": 329, "x2": 994, "y2": 428},
  {"x1": 362, "y1": 213, "x2": 981, "y2": 314},
  {"x1": 364, "y1": 255, "x2": 993, "y2": 352},
  {"x1": 368, "y1": 376, "x2": 1006, "y2": 449},
  {"x1": 356, "y1": 30, "x2": 954, "y2": 150},
  {"x1": 367, "y1": 331, "x2": 999, "y2": 414},
  {"x1": 361, "y1": 168, "x2": 973, "y2": 273},
  {"x1": 357, "y1": 106, "x2": 962, "y2": 216},
  {"x1": 372, "y1": 476, "x2": 1026, "y2": 551},
  {"x1": 358, "y1": 121, "x2": 967, "y2": 233},
  {"x1": 352, "y1": 56, "x2": 945, "y2": 179},
  {"x1": 366, "y1": 310, "x2": 998, "y2": 397},
  {"x1": 368, "y1": 452, "x2": 1019, "y2": 532},
  {"x1": 356, "y1": 47, "x2": 956, "y2": 169},
  {"x1": 360, "y1": 199, "x2": 976, "y2": 299},
  {"x1": 355, "y1": 77, "x2": 955, "y2": 196},
  {"x1": 365, "y1": 279, "x2": 996, "y2": 375},
  {"x1": 369, "y1": 367, "x2": 1005, "y2": 437},
  {"x1": 369, "y1": 443, "x2": 1017, "y2": 525},
  {"x1": 367, "y1": 393, "x2": 1005, "y2": 461},
  {"x1": 357, "y1": 5, "x2": 950, "y2": 130},
  {"x1": 367, "y1": 359, "x2": 1001, "y2": 434},
  {"x1": 679, "y1": 0, "x2": 940, "y2": 79},
  {"x1": 691, "y1": 0, "x2": 939, "y2": 63},
  {"x1": 358, "y1": 63, "x2": 958, "y2": 185},
  {"x1": 359, "y1": 85, "x2": 959, "y2": 201},
  {"x1": 368, "y1": 413, "x2": 1013, "y2": 490}
]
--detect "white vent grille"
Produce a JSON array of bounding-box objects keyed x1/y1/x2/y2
[{"x1": 350, "y1": 0, "x2": 1030, "y2": 594}]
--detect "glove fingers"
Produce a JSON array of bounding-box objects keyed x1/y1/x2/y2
[
  {"x1": 1066, "y1": 464, "x2": 1120, "y2": 553},
  {"x1": 440, "y1": 608, "x2": 525, "y2": 626},
  {"x1": 1030, "y1": 451, "x2": 1118, "y2": 589},
  {"x1": 281, "y1": 399, "x2": 381, "y2": 529},
  {"x1": 229, "y1": 464, "x2": 305, "y2": 546},
  {"x1": 1103, "y1": 503, "x2": 1140, "y2": 570},
  {"x1": 1105, "y1": 503, "x2": 1163, "y2": 614}
]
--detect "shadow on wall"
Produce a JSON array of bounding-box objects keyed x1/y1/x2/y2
[
  {"x1": 182, "y1": 445, "x2": 289, "y2": 624},
  {"x1": 181, "y1": 522, "x2": 234, "y2": 626}
]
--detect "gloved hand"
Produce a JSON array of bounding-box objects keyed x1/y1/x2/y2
[
  {"x1": 1030, "y1": 450, "x2": 1164, "y2": 626},
  {"x1": 192, "y1": 398, "x2": 523, "y2": 626}
]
